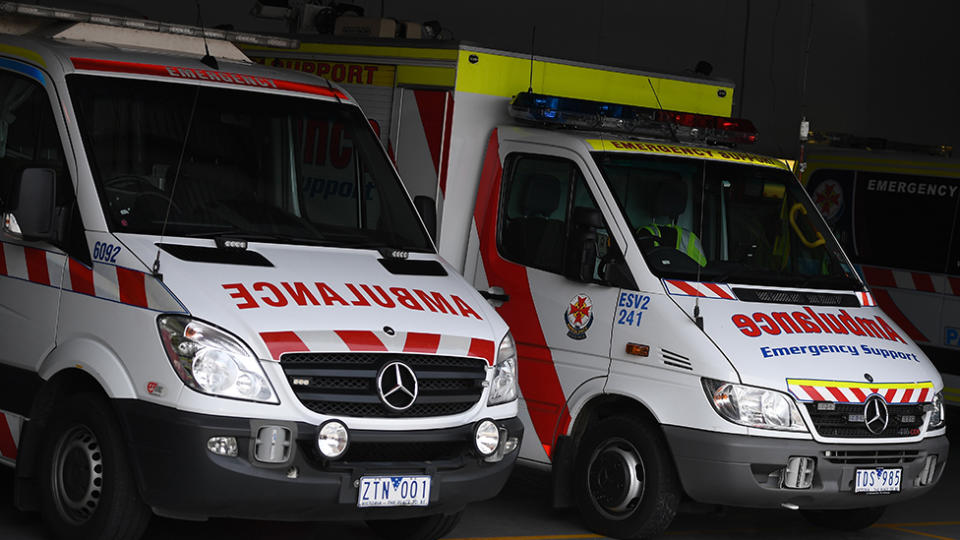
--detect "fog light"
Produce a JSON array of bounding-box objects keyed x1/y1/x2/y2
[
  {"x1": 503, "y1": 436, "x2": 519, "y2": 454},
  {"x1": 918, "y1": 455, "x2": 938, "y2": 486},
  {"x1": 782, "y1": 456, "x2": 815, "y2": 489},
  {"x1": 317, "y1": 420, "x2": 349, "y2": 459},
  {"x1": 474, "y1": 419, "x2": 500, "y2": 456},
  {"x1": 207, "y1": 436, "x2": 238, "y2": 457},
  {"x1": 254, "y1": 425, "x2": 292, "y2": 463}
]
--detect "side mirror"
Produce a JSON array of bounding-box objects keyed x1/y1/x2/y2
[
  {"x1": 414, "y1": 195, "x2": 437, "y2": 243},
  {"x1": 564, "y1": 207, "x2": 602, "y2": 282},
  {"x1": 11, "y1": 168, "x2": 57, "y2": 241}
]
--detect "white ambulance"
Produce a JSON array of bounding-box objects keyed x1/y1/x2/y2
[
  {"x1": 0, "y1": 5, "x2": 521, "y2": 540},
  {"x1": 253, "y1": 40, "x2": 948, "y2": 538}
]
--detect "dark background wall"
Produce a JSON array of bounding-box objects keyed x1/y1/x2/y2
[{"x1": 36, "y1": 0, "x2": 959, "y2": 160}]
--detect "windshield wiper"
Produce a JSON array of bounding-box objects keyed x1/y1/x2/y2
[{"x1": 184, "y1": 229, "x2": 327, "y2": 246}]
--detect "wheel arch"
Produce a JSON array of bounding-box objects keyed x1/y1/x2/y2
[
  {"x1": 14, "y1": 368, "x2": 115, "y2": 512},
  {"x1": 552, "y1": 392, "x2": 669, "y2": 509}
]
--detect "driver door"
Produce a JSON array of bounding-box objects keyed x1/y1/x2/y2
[{"x1": 485, "y1": 144, "x2": 623, "y2": 462}]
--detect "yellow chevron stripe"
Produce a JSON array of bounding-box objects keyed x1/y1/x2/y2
[{"x1": 787, "y1": 379, "x2": 934, "y2": 390}]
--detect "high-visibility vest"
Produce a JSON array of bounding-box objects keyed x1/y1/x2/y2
[{"x1": 638, "y1": 224, "x2": 707, "y2": 267}]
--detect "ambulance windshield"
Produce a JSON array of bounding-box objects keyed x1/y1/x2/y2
[
  {"x1": 67, "y1": 75, "x2": 432, "y2": 252},
  {"x1": 593, "y1": 152, "x2": 861, "y2": 290}
]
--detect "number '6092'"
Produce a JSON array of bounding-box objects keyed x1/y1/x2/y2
[{"x1": 93, "y1": 241, "x2": 121, "y2": 263}]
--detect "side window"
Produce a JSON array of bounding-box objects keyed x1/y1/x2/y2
[
  {"x1": 852, "y1": 170, "x2": 958, "y2": 273},
  {"x1": 0, "y1": 70, "x2": 73, "y2": 230},
  {"x1": 498, "y1": 154, "x2": 608, "y2": 278}
]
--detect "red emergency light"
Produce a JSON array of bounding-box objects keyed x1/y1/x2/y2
[{"x1": 510, "y1": 91, "x2": 758, "y2": 146}]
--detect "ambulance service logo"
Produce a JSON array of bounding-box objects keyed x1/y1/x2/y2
[
  {"x1": 565, "y1": 294, "x2": 594, "y2": 340},
  {"x1": 812, "y1": 179, "x2": 844, "y2": 222}
]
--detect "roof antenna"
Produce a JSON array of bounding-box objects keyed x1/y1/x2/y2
[
  {"x1": 152, "y1": 86, "x2": 203, "y2": 281},
  {"x1": 647, "y1": 78, "x2": 680, "y2": 143},
  {"x1": 527, "y1": 26, "x2": 536, "y2": 93},
  {"x1": 693, "y1": 167, "x2": 707, "y2": 330},
  {"x1": 195, "y1": 0, "x2": 218, "y2": 70}
]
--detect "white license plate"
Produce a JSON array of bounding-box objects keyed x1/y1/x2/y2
[
  {"x1": 357, "y1": 475, "x2": 431, "y2": 508},
  {"x1": 855, "y1": 467, "x2": 902, "y2": 493}
]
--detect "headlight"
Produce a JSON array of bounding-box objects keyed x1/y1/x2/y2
[
  {"x1": 929, "y1": 392, "x2": 946, "y2": 430},
  {"x1": 702, "y1": 378, "x2": 807, "y2": 432},
  {"x1": 487, "y1": 333, "x2": 518, "y2": 405},
  {"x1": 158, "y1": 316, "x2": 278, "y2": 403}
]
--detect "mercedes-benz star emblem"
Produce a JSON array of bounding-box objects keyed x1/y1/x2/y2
[
  {"x1": 864, "y1": 395, "x2": 889, "y2": 435},
  {"x1": 377, "y1": 361, "x2": 418, "y2": 411}
]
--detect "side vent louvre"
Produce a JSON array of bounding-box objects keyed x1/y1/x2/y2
[{"x1": 661, "y1": 349, "x2": 693, "y2": 370}]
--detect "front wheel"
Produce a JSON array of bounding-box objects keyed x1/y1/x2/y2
[
  {"x1": 574, "y1": 416, "x2": 681, "y2": 539},
  {"x1": 39, "y1": 393, "x2": 151, "y2": 540},
  {"x1": 801, "y1": 506, "x2": 886, "y2": 531},
  {"x1": 366, "y1": 511, "x2": 463, "y2": 540}
]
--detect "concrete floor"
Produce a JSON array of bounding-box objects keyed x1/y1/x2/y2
[{"x1": 1, "y1": 431, "x2": 956, "y2": 540}]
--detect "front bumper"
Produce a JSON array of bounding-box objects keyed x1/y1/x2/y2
[
  {"x1": 114, "y1": 399, "x2": 522, "y2": 521},
  {"x1": 664, "y1": 425, "x2": 948, "y2": 509}
]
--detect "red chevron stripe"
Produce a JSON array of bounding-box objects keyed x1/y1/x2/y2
[
  {"x1": 668, "y1": 280, "x2": 705, "y2": 297},
  {"x1": 801, "y1": 385, "x2": 825, "y2": 401},
  {"x1": 259, "y1": 331, "x2": 308, "y2": 360},
  {"x1": 403, "y1": 332, "x2": 441, "y2": 354},
  {"x1": 68, "y1": 259, "x2": 95, "y2": 296},
  {"x1": 703, "y1": 282, "x2": 734, "y2": 299},
  {"x1": 827, "y1": 386, "x2": 848, "y2": 402},
  {"x1": 911, "y1": 272, "x2": 935, "y2": 293},
  {"x1": 862, "y1": 266, "x2": 896, "y2": 288},
  {"x1": 468, "y1": 338, "x2": 496, "y2": 366},
  {"x1": 871, "y1": 288, "x2": 928, "y2": 342},
  {"x1": 24, "y1": 247, "x2": 50, "y2": 285},
  {"x1": 0, "y1": 415, "x2": 17, "y2": 460},
  {"x1": 116, "y1": 267, "x2": 148, "y2": 308},
  {"x1": 336, "y1": 330, "x2": 387, "y2": 352}
]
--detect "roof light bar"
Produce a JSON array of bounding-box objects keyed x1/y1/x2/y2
[
  {"x1": 808, "y1": 131, "x2": 952, "y2": 158},
  {"x1": 509, "y1": 91, "x2": 758, "y2": 146},
  {"x1": 0, "y1": 2, "x2": 299, "y2": 49}
]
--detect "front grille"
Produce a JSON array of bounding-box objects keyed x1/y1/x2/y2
[
  {"x1": 805, "y1": 402, "x2": 925, "y2": 438},
  {"x1": 281, "y1": 352, "x2": 487, "y2": 418},
  {"x1": 822, "y1": 449, "x2": 922, "y2": 465}
]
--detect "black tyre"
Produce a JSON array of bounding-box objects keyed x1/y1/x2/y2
[
  {"x1": 801, "y1": 506, "x2": 886, "y2": 531},
  {"x1": 39, "y1": 393, "x2": 151, "y2": 540},
  {"x1": 574, "y1": 416, "x2": 681, "y2": 539},
  {"x1": 366, "y1": 511, "x2": 463, "y2": 540}
]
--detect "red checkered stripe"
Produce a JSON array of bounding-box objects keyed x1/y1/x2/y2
[
  {"x1": 862, "y1": 265, "x2": 958, "y2": 296},
  {"x1": 787, "y1": 379, "x2": 935, "y2": 404},
  {"x1": 0, "y1": 241, "x2": 185, "y2": 312},
  {"x1": 0, "y1": 411, "x2": 22, "y2": 461},
  {"x1": 259, "y1": 329, "x2": 497, "y2": 366},
  {"x1": 856, "y1": 291, "x2": 877, "y2": 306},
  {"x1": 663, "y1": 279, "x2": 735, "y2": 300}
]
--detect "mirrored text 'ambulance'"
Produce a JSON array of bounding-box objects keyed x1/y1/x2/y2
[{"x1": 0, "y1": 6, "x2": 521, "y2": 540}]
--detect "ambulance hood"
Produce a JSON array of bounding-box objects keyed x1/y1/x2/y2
[
  {"x1": 117, "y1": 235, "x2": 503, "y2": 361},
  {"x1": 673, "y1": 291, "x2": 943, "y2": 396}
]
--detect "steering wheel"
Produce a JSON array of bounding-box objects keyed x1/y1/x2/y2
[{"x1": 104, "y1": 175, "x2": 181, "y2": 214}]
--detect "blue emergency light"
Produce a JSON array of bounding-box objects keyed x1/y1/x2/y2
[{"x1": 509, "y1": 91, "x2": 758, "y2": 146}]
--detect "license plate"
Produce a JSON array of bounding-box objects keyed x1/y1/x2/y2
[
  {"x1": 357, "y1": 475, "x2": 431, "y2": 508},
  {"x1": 855, "y1": 467, "x2": 902, "y2": 493}
]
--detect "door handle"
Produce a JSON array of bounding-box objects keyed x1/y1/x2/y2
[{"x1": 479, "y1": 286, "x2": 509, "y2": 307}]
